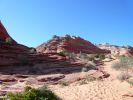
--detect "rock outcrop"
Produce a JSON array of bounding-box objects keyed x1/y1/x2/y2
[
  {"x1": 36, "y1": 35, "x2": 109, "y2": 54},
  {"x1": 0, "y1": 21, "x2": 31, "y2": 66},
  {"x1": 0, "y1": 21, "x2": 17, "y2": 44},
  {"x1": 0, "y1": 22, "x2": 92, "y2": 75},
  {"x1": 96, "y1": 43, "x2": 133, "y2": 56}
]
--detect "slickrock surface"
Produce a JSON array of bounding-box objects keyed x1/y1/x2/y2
[
  {"x1": 97, "y1": 43, "x2": 133, "y2": 56},
  {"x1": 36, "y1": 35, "x2": 110, "y2": 54}
]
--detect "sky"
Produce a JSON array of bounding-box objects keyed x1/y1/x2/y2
[{"x1": 0, "y1": 0, "x2": 133, "y2": 47}]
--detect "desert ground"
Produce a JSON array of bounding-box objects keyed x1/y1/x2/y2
[
  {"x1": 50, "y1": 60, "x2": 133, "y2": 100},
  {"x1": 0, "y1": 60, "x2": 133, "y2": 100}
]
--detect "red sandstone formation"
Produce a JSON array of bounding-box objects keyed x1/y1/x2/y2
[
  {"x1": 0, "y1": 21, "x2": 17, "y2": 44},
  {"x1": 0, "y1": 22, "x2": 87, "y2": 75},
  {"x1": 36, "y1": 34, "x2": 110, "y2": 54},
  {"x1": 0, "y1": 21, "x2": 30, "y2": 67}
]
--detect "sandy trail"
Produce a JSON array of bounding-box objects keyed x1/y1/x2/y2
[{"x1": 51, "y1": 60, "x2": 133, "y2": 100}]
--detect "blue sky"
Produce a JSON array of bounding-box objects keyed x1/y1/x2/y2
[{"x1": 0, "y1": 0, "x2": 133, "y2": 47}]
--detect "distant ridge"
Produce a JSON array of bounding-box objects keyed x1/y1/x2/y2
[{"x1": 96, "y1": 43, "x2": 133, "y2": 56}]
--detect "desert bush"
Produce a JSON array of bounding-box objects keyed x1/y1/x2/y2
[
  {"x1": 5, "y1": 37, "x2": 13, "y2": 44},
  {"x1": 98, "y1": 54, "x2": 105, "y2": 60},
  {"x1": 59, "y1": 51, "x2": 77, "y2": 60},
  {"x1": 85, "y1": 61, "x2": 96, "y2": 70},
  {"x1": 82, "y1": 61, "x2": 96, "y2": 72},
  {"x1": 6, "y1": 86, "x2": 57, "y2": 100},
  {"x1": 58, "y1": 50, "x2": 68, "y2": 57},
  {"x1": 112, "y1": 56, "x2": 133, "y2": 73},
  {"x1": 5, "y1": 37, "x2": 12, "y2": 45},
  {"x1": 79, "y1": 79, "x2": 88, "y2": 85},
  {"x1": 127, "y1": 78, "x2": 133, "y2": 86},
  {"x1": 68, "y1": 52, "x2": 77, "y2": 60},
  {"x1": 117, "y1": 73, "x2": 131, "y2": 82},
  {"x1": 112, "y1": 56, "x2": 133, "y2": 85},
  {"x1": 86, "y1": 54, "x2": 96, "y2": 61},
  {"x1": 105, "y1": 54, "x2": 112, "y2": 59},
  {"x1": 79, "y1": 75, "x2": 97, "y2": 85},
  {"x1": 86, "y1": 75, "x2": 97, "y2": 82},
  {"x1": 58, "y1": 80, "x2": 68, "y2": 86},
  {"x1": 112, "y1": 62, "x2": 124, "y2": 71}
]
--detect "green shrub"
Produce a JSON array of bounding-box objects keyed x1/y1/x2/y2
[{"x1": 6, "y1": 86, "x2": 57, "y2": 100}]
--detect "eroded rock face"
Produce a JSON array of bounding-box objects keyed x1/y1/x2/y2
[
  {"x1": 0, "y1": 21, "x2": 31, "y2": 66},
  {"x1": 96, "y1": 43, "x2": 133, "y2": 56},
  {"x1": 0, "y1": 21, "x2": 17, "y2": 44},
  {"x1": 36, "y1": 35, "x2": 110, "y2": 54}
]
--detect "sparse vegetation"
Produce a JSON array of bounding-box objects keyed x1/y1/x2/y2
[
  {"x1": 6, "y1": 85, "x2": 57, "y2": 100},
  {"x1": 58, "y1": 80, "x2": 68, "y2": 87},
  {"x1": 112, "y1": 56, "x2": 133, "y2": 85},
  {"x1": 127, "y1": 78, "x2": 133, "y2": 86},
  {"x1": 59, "y1": 51, "x2": 77, "y2": 60},
  {"x1": 5, "y1": 37, "x2": 12, "y2": 45},
  {"x1": 59, "y1": 51, "x2": 105, "y2": 62},
  {"x1": 112, "y1": 56, "x2": 133, "y2": 73},
  {"x1": 112, "y1": 62, "x2": 124, "y2": 71},
  {"x1": 86, "y1": 75, "x2": 97, "y2": 82},
  {"x1": 82, "y1": 61, "x2": 96, "y2": 72},
  {"x1": 79, "y1": 75, "x2": 97, "y2": 85},
  {"x1": 79, "y1": 79, "x2": 88, "y2": 85},
  {"x1": 117, "y1": 73, "x2": 131, "y2": 82}
]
